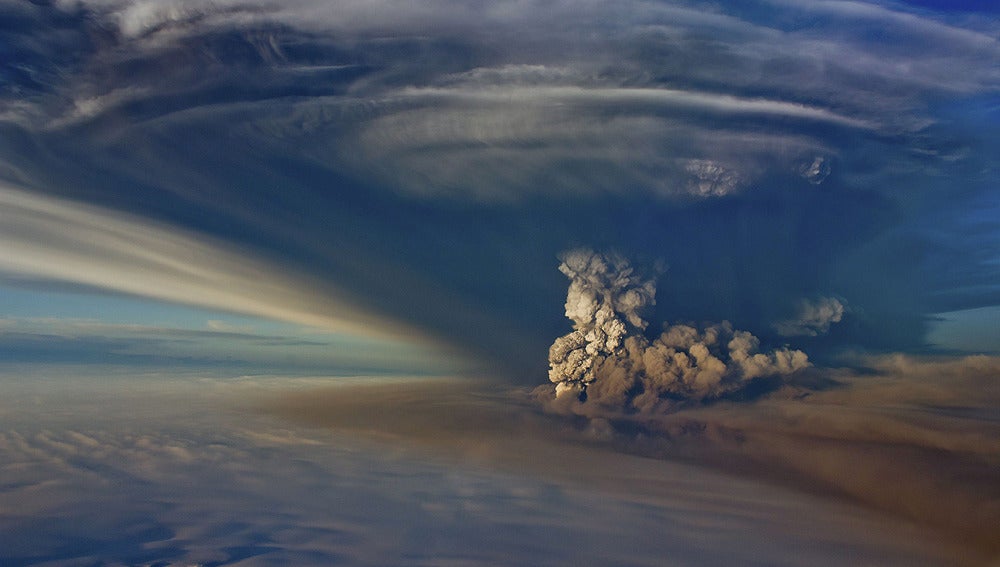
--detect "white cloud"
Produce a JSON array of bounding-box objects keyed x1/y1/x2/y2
[
  {"x1": 396, "y1": 86, "x2": 874, "y2": 128},
  {"x1": 17, "y1": 0, "x2": 995, "y2": 203},
  {"x1": 0, "y1": 183, "x2": 425, "y2": 341},
  {"x1": 325, "y1": 82, "x2": 859, "y2": 200}
]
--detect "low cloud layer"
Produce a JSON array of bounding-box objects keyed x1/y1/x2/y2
[
  {"x1": 596, "y1": 354, "x2": 1000, "y2": 560},
  {"x1": 0, "y1": 369, "x2": 972, "y2": 566},
  {"x1": 547, "y1": 250, "x2": 808, "y2": 411},
  {"x1": 260, "y1": 356, "x2": 1000, "y2": 565}
]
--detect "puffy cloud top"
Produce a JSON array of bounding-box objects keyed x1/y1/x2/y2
[
  {"x1": 774, "y1": 297, "x2": 847, "y2": 337},
  {"x1": 548, "y1": 250, "x2": 809, "y2": 410}
]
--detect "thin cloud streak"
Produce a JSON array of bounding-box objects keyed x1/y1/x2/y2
[
  {"x1": 0, "y1": 315, "x2": 458, "y2": 372},
  {"x1": 398, "y1": 86, "x2": 875, "y2": 129},
  {"x1": 0, "y1": 183, "x2": 436, "y2": 345}
]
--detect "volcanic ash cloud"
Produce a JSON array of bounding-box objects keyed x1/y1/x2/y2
[
  {"x1": 548, "y1": 250, "x2": 809, "y2": 413},
  {"x1": 773, "y1": 296, "x2": 847, "y2": 337}
]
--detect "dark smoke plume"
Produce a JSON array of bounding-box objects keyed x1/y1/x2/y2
[{"x1": 547, "y1": 249, "x2": 809, "y2": 412}]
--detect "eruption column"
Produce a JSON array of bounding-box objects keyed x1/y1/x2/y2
[{"x1": 548, "y1": 250, "x2": 809, "y2": 411}]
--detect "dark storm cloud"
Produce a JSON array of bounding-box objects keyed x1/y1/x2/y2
[{"x1": 0, "y1": 0, "x2": 997, "y2": 375}]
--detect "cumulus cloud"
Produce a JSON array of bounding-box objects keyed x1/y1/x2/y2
[
  {"x1": 547, "y1": 250, "x2": 809, "y2": 410},
  {"x1": 773, "y1": 296, "x2": 847, "y2": 337}
]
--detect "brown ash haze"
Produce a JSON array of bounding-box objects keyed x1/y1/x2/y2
[{"x1": 0, "y1": 0, "x2": 999, "y2": 565}]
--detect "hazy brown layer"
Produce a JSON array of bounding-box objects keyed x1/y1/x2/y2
[{"x1": 257, "y1": 355, "x2": 1000, "y2": 565}]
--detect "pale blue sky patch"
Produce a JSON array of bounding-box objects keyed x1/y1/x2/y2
[
  {"x1": 927, "y1": 305, "x2": 1000, "y2": 354},
  {"x1": 0, "y1": 286, "x2": 467, "y2": 375}
]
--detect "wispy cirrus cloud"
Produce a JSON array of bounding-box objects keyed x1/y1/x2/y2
[
  {"x1": 0, "y1": 184, "x2": 340, "y2": 332},
  {"x1": 0, "y1": 314, "x2": 456, "y2": 372},
  {"x1": 0, "y1": 183, "x2": 448, "y2": 349},
  {"x1": 7, "y1": 0, "x2": 995, "y2": 201}
]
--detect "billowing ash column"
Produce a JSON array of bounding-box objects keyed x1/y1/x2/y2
[
  {"x1": 548, "y1": 249, "x2": 810, "y2": 411},
  {"x1": 547, "y1": 249, "x2": 656, "y2": 399}
]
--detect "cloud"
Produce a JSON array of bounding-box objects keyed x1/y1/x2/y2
[
  {"x1": 205, "y1": 319, "x2": 255, "y2": 333},
  {"x1": 546, "y1": 250, "x2": 809, "y2": 410},
  {"x1": 522, "y1": 352, "x2": 1000, "y2": 560},
  {"x1": 623, "y1": 353, "x2": 1000, "y2": 560},
  {"x1": 260, "y1": 363, "x2": 999, "y2": 564},
  {"x1": 0, "y1": 2, "x2": 996, "y2": 562},
  {"x1": 0, "y1": 0, "x2": 996, "y2": 370},
  {"x1": 0, "y1": 183, "x2": 416, "y2": 340},
  {"x1": 773, "y1": 296, "x2": 847, "y2": 337},
  {"x1": 395, "y1": 85, "x2": 873, "y2": 128},
  {"x1": 7, "y1": 0, "x2": 994, "y2": 202},
  {"x1": 335, "y1": 82, "x2": 860, "y2": 200},
  {"x1": 0, "y1": 369, "x2": 970, "y2": 566},
  {"x1": 0, "y1": 315, "x2": 459, "y2": 373},
  {"x1": 684, "y1": 159, "x2": 744, "y2": 197},
  {"x1": 798, "y1": 156, "x2": 832, "y2": 184}
]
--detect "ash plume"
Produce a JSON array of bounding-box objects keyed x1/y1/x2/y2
[
  {"x1": 547, "y1": 250, "x2": 809, "y2": 412},
  {"x1": 773, "y1": 296, "x2": 847, "y2": 337}
]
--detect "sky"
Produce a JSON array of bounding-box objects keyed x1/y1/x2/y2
[{"x1": 0, "y1": 0, "x2": 998, "y2": 565}]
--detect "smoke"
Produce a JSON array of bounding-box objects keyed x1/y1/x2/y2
[
  {"x1": 547, "y1": 250, "x2": 809, "y2": 412},
  {"x1": 798, "y1": 156, "x2": 832, "y2": 185},
  {"x1": 546, "y1": 250, "x2": 657, "y2": 397},
  {"x1": 684, "y1": 159, "x2": 744, "y2": 197},
  {"x1": 773, "y1": 296, "x2": 847, "y2": 337}
]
